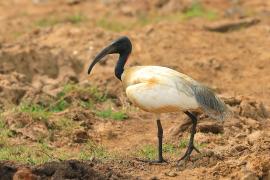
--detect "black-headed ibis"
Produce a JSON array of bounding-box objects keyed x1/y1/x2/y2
[{"x1": 88, "y1": 36, "x2": 230, "y2": 163}]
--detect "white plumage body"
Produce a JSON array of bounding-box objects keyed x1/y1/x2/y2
[{"x1": 121, "y1": 66, "x2": 201, "y2": 113}]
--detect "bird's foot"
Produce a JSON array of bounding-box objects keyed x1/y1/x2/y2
[
  {"x1": 135, "y1": 158, "x2": 168, "y2": 164},
  {"x1": 177, "y1": 144, "x2": 200, "y2": 163}
]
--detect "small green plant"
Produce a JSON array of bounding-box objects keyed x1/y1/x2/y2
[
  {"x1": 163, "y1": 143, "x2": 176, "y2": 153},
  {"x1": 79, "y1": 100, "x2": 92, "y2": 108},
  {"x1": 0, "y1": 144, "x2": 52, "y2": 165},
  {"x1": 55, "y1": 118, "x2": 73, "y2": 130},
  {"x1": 79, "y1": 141, "x2": 110, "y2": 160},
  {"x1": 96, "y1": 18, "x2": 130, "y2": 32},
  {"x1": 35, "y1": 18, "x2": 59, "y2": 27},
  {"x1": 183, "y1": 2, "x2": 217, "y2": 20},
  {"x1": 95, "y1": 109, "x2": 128, "y2": 121},
  {"x1": 0, "y1": 118, "x2": 14, "y2": 145},
  {"x1": 197, "y1": 142, "x2": 208, "y2": 149},
  {"x1": 49, "y1": 99, "x2": 70, "y2": 112},
  {"x1": 12, "y1": 31, "x2": 23, "y2": 39},
  {"x1": 19, "y1": 103, "x2": 45, "y2": 113},
  {"x1": 137, "y1": 144, "x2": 156, "y2": 160},
  {"x1": 53, "y1": 117, "x2": 81, "y2": 138},
  {"x1": 90, "y1": 87, "x2": 108, "y2": 102},
  {"x1": 57, "y1": 84, "x2": 107, "y2": 103},
  {"x1": 57, "y1": 84, "x2": 76, "y2": 98},
  {"x1": 178, "y1": 139, "x2": 188, "y2": 149},
  {"x1": 18, "y1": 103, "x2": 51, "y2": 122},
  {"x1": 35, "y1": 13, "x2": 86, "y2": 28},
  {"x1": 178, "y1": 139, "x2": 208, "y2": 150},
  {"x1": 66, "y1": 13, "x2": 86, "y2": 24}
]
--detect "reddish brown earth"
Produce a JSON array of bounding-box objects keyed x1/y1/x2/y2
[{"x1": 0, "y1": 0, "x2": 270, "y2": 179}]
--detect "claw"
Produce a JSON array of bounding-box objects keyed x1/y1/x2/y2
[
  {"x1": 177, "y1": 144, "x2": 201, "y2": 163},
  {"x1": 177, "y1": 111, "x2": 201, "y2": 164},
  {"x1": 135, "y1": 158, "x2": 168, "y2": 164}
]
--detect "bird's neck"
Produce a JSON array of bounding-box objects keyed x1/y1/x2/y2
[{"x1": 115, "y1": 52, "x2": 129, "y2": 80}]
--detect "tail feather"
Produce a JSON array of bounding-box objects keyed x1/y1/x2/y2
[{"x1": 192, "y1": 85, "x2": 232, "y2": 120}]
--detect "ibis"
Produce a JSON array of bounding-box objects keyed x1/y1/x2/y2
[{"x1": 87, "y1": 36, "x2": 230, "y2": 163}]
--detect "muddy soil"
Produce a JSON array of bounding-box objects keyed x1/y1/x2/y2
[
  {"x1": 0, "y1": 0, "x2": 270, "y2": 179},
  {"x1": 0, "y1": 160, "x2": 131, "y2": 180}
]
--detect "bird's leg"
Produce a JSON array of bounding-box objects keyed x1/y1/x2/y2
[
  {"x1": 156, "y1": 119, "x2": 166, "y2": 163},
  {"x1": 178, "y1": 111, "x2": 200, "y2": 162},
  {"x1": 136, "y1": 118, "x2": 167, "y2": 164}
]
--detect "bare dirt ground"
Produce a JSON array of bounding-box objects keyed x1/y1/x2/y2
[{"x1": 0, "y1": 0, "x2": 270, "y2": 179}]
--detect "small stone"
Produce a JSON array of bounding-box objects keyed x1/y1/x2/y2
[
  {"x1": 106, "y1": 130, "x2": 117, "y2": 140},
  {"x1": 66, "y1": 0, "x2": 83, "y2": 5},
  {"x1": 222, "y1": 96, "x2": 242, "y2": 106},
  {"x1": 32, "y1": 0, "x2": 48, "y2": 4},
  {"x1": 258, "y1": 102, "x2": 269, "y2": 118},
  {"x1": 73, "y1": 130, "x2": 89, "y2": 143},
  {"x1": 247, "y1": 131, "x2": 263, "y2": 145},
  {"x1": 241, "y1": 172, "x2": 259, "y2": 180},
  {"x1": 236, "y1": 133, "x2": 247, "y2": 139},
  {"x1": 204, "y1": 18, "x2": 260, "y2": 33},
  {"x1": 234, "y1": 145, "x2": 248, "y2": 152},
  {"x1": 165, "y1": 171, "x2": 178, "y2": 177},
  {"x1": 263, "y1": 170, "x2": 270, "y2": 180},
  {"x1": 246, "y1": 118, "x2": 260, "y2": 129},
  {"x1": 13, "y1": 168, "x2": 39, "y2": 180},
  {"x1": 149, "y1": 176, "x2": 159, "y2": 180},
  {"x1": 120, "y1": 6, "x2": 136, "y2": 16}
]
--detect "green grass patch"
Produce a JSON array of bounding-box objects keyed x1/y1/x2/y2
[
  {"x1": 95, "y1": 108, "x2": 128, "y2": 121},
  {"x1": 79, "y1": 100, "x2": 93, "y2": 108},
  {"x1": 96, "y1": 18, "x2": 130, "y2": 32},
  {"x1": 178, "y1": 139, "x2": 188, "y2": 149},
  {"x1": 0, "y1": 140, "x2": 112, "y2": 165},
  {"x1": 0, "y1": 118, "x2": 14, "y2": 145},
  {"x1": 137, "y1": 143, "x2": 177, "y2": 160},
  {"x1": 96, "y1": 5, "x2": 217, "y2": 32},
  {"x1": 49, "y1": 99, "x2": 70, "y2": 112},
  {"x1": 12, "y1": 31, "x2": 24, "y2": 39},
  {"x1": 35, "y1": 18, "x2": 60, "y2": 28},
  {"x1": 183, "y1": 2, "x2": 217, "y2": 20},
  {"x1": 66, "y1": 13, "x2": 86, "y2": 24},
  {"x1": 35, "y1": 13, "x2": 86, "y2": 28},
  {"x1": 0, "y1": 143, "x2": 52, "y2": 165},
  {"x1": 137, "y1": 144, "x2": 156, "y2": 160},
  {"x1": 96, "y1": 15, "x2": 166, "y2": 32},
  {"x1": 54, "y1": 117, "x2": 78, "y2": 131},
  {"x1": 79, "y1": 141, "x2": 110, "y2": 160},
  {"x1": 57, "y1": 83, "x2": 107, "y2": 103},
  {"x1": 197, "y1": 142, "x2": 208, "y2": 149},
  {"x1": 18, "y1": 103, "x2": 51, "y2": 122},
  {"x1": 14, "y1": 84, "x2": 108, "y2": 121},
  {"x1": 53, "y1": 118, "x2": 81, "y2": 138},
  {"x1": 0, "y1": 119, "x2": 11, "y2": 136},
  {"x1": 163, "y1": 143, "x2": 176, "y2": 153},
  {"x1": 178, "y1": 138, "x2": 208, "y2": 149}
]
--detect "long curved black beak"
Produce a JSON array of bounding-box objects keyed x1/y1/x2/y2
[
  {"x1": 87, "y1": 44, "x2": 116, "y2": 74},
  {"x1": 87, "y1": 36, "x2": 132, "y2": 75}
]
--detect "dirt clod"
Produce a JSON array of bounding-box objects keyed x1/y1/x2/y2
[
  {"x1": 0, "y1": 160, "x2": 130, "y2": 180},
  {"x1": 73, "y1": 129, "x2": 89, "y2": 143},
  {"x1": 204, "y1": 18, "x2": 260, "y2": 32},
  {"x1": 198, "y1": 121, "x2": 224, "y2": 134},
  {"x1": 13, "y1": 168, "x2": 39, "y2": 180}
]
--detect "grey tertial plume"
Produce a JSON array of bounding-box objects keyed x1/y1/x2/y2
[{"x1": 192, "y1": 85, "x2": 232, "y2": 120}]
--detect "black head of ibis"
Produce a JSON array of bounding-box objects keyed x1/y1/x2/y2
[{"x1": 88, "y1": 36, "x2": 132, "y2": 80}]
